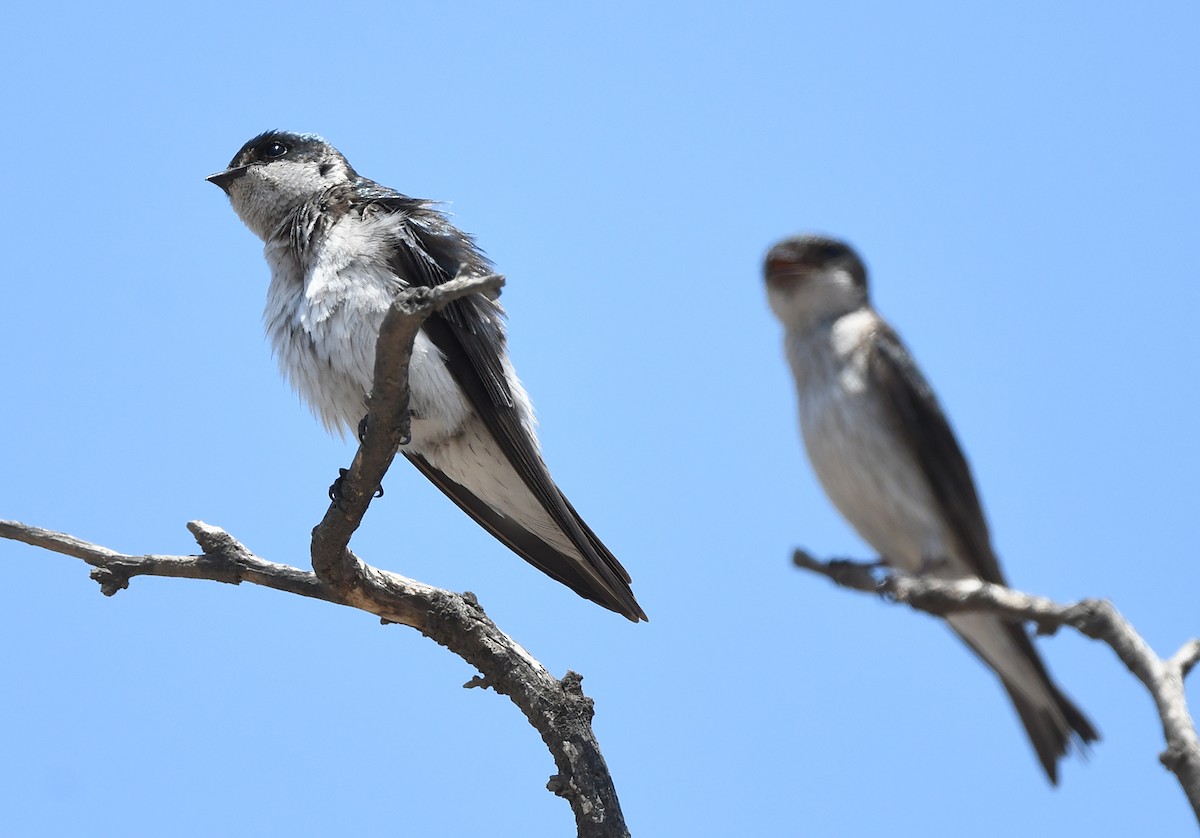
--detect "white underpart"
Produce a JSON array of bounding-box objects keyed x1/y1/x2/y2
[
  {"x1": 262, "y1": 211, "x2": 579, "y2": 558},
  {"x1": 784, "y1": 304, "x2": 1062, "y2": 721}
]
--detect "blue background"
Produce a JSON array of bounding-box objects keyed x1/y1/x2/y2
[{"x1": 2, "y1": 2, "x2": 1197, "y2": 835}]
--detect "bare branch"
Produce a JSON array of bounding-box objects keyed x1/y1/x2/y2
[
  {"x1": 0, "y1": 514, "x2": 628, "y2": 837},
  {"x1": 1171, "y1": 640, "x2": 1200, "y2": 680},
  {"x1": 793, "y1": 549, "x2": 1200, "y2": 823},
  {"x1": 1, "y1": 519, "x2": 338, "y2": 601}
]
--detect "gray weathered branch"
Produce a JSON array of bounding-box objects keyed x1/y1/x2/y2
[
  {"x1": 0, "y1": 270, "x2": 630, "y2": 838},
  {"x1": 793, "y1": 548, "x2": 1200, "y2": 823}
]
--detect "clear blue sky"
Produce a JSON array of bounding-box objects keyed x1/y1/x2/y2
[{"x1": 2, "y1": 2, "x2": 1198, "y2": 835}]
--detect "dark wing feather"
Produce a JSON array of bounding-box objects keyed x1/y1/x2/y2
[
  {"x1": 358, "y1": 184, "x2": 644, "y2": 620},
  {"x1": 417, "y1": 307, "x2": 643, "y2": 619},
  {"x1": 406, "y1": 453, "x2": 629, "y2": 608},
  {"x1": 866, "y1": 324, "x2": 1006, "y2": 585}
]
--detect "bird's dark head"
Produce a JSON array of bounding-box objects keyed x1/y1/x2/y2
[
  {"x1": 207, "y1": 131, "x2": 355, "y2": 239},
  {"x1": 764, "y1": 234, "x2": 869, "y2": 328}
]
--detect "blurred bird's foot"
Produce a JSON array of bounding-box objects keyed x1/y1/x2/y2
[
  {"x1": 826, "y1": 557, "x2": 887, "y2": 587},
  {"x1": 916, "y1": 555, "x2": 951, "y2": 577},
  {"x1": 828, "y1": 557, "x2": 887, "y2": 572}
]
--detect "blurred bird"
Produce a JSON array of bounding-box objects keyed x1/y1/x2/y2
[
  {"x1": 764, "y1": 234, "x2": 1096, "y2": 781},
  {"x1": 207, "y1": 130, "x2": 645, "y2": 621}
]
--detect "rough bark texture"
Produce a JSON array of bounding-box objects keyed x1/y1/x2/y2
[
  {"x1": 793, "y1": 548, "x2": 1200, "y2": 824},
  {"x1": 0, "y1": 271, "x2": 630, "y2": 838}
]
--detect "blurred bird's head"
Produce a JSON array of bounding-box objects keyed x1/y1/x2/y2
[{"x1": 764, "y1": 234, "x2": 869, "y2": 328}]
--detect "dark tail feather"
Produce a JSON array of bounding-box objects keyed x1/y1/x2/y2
[{"x1": 1004, "y1": 679, "x2": 1100, "y2": 785}]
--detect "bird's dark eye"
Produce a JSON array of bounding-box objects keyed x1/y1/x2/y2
[{"x1": 261, "y1": 141, "x2": 289, "y2": 159}]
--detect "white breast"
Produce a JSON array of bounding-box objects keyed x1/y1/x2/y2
[
  {"x1": 787, "y1": 311, "x2": 945, "y2": 571},
  {"x1": 261, "y1": 213, "x2": 472, "y2": 448}
]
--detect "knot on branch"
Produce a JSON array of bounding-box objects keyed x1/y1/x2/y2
[
  {"x1": 187, "y1": 521, "x2": 244, "y2": 558},
  {"x1": 560, "y1": 671, "x2": 585, "y2": 696},
  {"x1": 546, "y1": 773, "x2": 573, "y2": 799},
  {"x1": 1160, "y1": 741, "x2": 1199, "y2": 773},
  {"x1": 89, "y1": 566, "x2": 129, "y2": 596},
  {"x1": 556, "y1": 672, "x2": 597, "y2": 727},
  {"x1": 1061, "y1": 598, "x2": 1115, "y2": 640},
  {"x1": 421, "y1": 590, "x2": 500, "y2": 662},
  {"x1": 464, "y1": 674, "x2": 494, "y2": 691}
]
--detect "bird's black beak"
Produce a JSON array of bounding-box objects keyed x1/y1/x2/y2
[{"x1": 206, "y1": 166, "x2": 249, "y2": 194}]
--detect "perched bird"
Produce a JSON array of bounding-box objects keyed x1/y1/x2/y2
[
  {"x1": 207, "y1": 131, "x2": 645, "y2": 622},
  {"x1": 764, "y1": 234, "x2": 1096, "y2": 782}
]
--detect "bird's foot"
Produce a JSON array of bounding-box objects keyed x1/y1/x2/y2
[
  {"x1": 328, "y1": 468, "x2": 384, "y2": 509},
  {"x1": 328, "y1": 468, "x2": 350, "y2": 508},
  {"x1": 359, "y1": 412, "x2": 411, "y2": 447}
]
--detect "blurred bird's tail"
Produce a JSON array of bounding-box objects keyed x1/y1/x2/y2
[
  {"x1": 948, "y1": 612, "x2": 1099, "y2": 784},
  {"x1": 1002, "y1": 672, "x2": 1099, "y2": 785}
]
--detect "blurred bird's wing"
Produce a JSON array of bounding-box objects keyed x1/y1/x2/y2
[{"x1": 865, "y1": 323, "x2": 1005, "y2": 585}]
